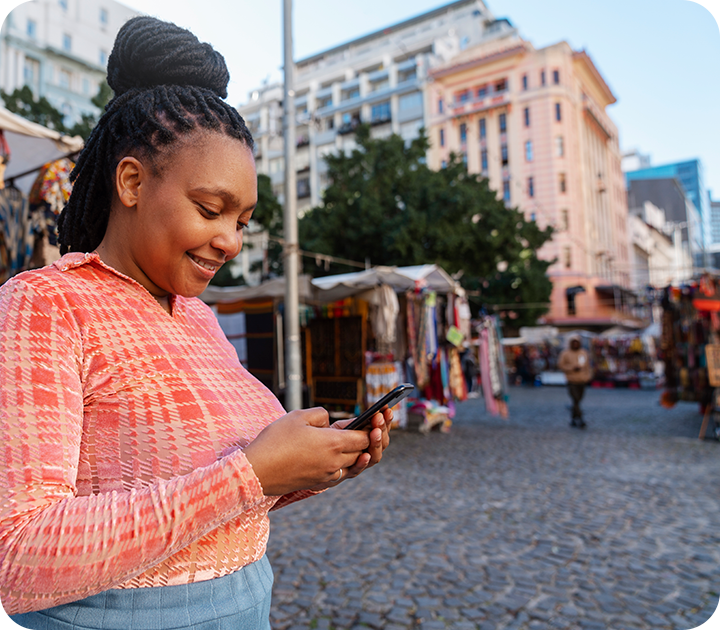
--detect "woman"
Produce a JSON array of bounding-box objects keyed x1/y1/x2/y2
[{"x1": 0, "y1": 16, "x2": 391, "y2": 628}]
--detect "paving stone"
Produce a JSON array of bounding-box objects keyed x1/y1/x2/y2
[{"x1": 265, "y1": 388, "x2": 720, "y2": 630}]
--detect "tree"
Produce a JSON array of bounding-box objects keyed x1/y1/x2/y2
[
  {"x1": 1, "y1": 80, "x2": 113, "y2": 141},
  {"x1": 299, "y1": 125, "x2": 554, "y2": 327}
]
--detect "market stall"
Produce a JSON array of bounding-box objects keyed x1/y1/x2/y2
[
  {"x1": 589, "y1": 326, "x2": 660, "y2": 389},
  {"x1": 0, "y1": 106, "x2": 83, "y2": 283}
]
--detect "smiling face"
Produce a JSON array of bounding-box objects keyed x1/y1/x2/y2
[{"x1": 99, "y1": 130, "x2": 257, "y2": 307}]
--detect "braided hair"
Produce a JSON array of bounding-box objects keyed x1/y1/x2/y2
[{"x1": 57, "y1": 16, "x2": 254, "y2": 255}]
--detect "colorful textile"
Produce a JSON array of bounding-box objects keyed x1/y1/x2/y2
[
  {"x1": 0, "y1": 187, "x2": 31, "y2": 281},
  {"x1": 28, "y1": 158, "x2": 75, "y2": 214},
  {"x1": 0, "y1": 253, "x2": 315, "y2": 615}
]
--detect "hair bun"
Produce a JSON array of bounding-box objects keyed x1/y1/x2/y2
[{"x1": 107, "y1": 16, "x2": 230, "y2": 99}]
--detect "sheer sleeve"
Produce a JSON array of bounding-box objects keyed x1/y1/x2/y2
[{"x1": 0, "y1": 278, "x2": 267, "y2": 615}]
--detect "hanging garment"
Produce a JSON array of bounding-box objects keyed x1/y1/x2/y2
[{"x1": 0, "y1": 187, "x2": 31, "y2": 282}]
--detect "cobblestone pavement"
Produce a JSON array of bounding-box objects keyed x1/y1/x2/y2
[{"x1": 266, "y1": 386, "x2": 720, "y2": 630}]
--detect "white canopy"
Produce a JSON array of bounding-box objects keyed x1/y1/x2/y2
[
  {"x1": 0, "y1": 106, "x2": 84, "y2": 192},
  {"x1": 310, "y1": 264, "x2": 458, "y2": 302},
  {"x1": 200, "y1": 274, "x2": 314, "y2": 304}
]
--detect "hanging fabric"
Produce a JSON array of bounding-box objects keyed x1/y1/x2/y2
[{"x1": 0, "y1": 187, "x2": 31, "y2": 282}]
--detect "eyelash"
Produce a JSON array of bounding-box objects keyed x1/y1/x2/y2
[{"x1": 199, "y1": 204, "x2": 248, "y2": 231}]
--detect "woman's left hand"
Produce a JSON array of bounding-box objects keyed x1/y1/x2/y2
[{"x1": 311, "y1": 407, "x2": 392, "y2": 490}]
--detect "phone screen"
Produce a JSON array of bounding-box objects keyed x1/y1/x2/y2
[{"x1": 343, "y1": 383, "x2": 415, "y2": 431}]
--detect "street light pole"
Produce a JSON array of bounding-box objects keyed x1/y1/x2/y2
[{"x1": 282, "y1": 0, "x2": 302, "y2": 411}]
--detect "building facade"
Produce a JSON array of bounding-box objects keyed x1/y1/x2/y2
[
  {"x1": 238, "y1": 0, "x2": 516, "y2": 214},
  {"x1": 0, "y1": 0, "x2": 138, "y2": 125},
  {"x1": 426, "y1": 34, "x2": 633, "y2": 329},
  {"x1": 625, "y1": 160, "x2": 708, "y2": 265}
]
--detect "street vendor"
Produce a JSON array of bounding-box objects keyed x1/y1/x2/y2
[{"x1": 558, "y1": 336, "x2": 593, "y2": 428}]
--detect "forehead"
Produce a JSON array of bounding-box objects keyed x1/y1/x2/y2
[{"x1": 154, "y1": 130, "x2": 257, "y2": 198}]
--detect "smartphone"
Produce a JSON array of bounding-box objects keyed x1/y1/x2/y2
[{"x1": 343, "y1": 383, "x2": 415, "y2": 431}]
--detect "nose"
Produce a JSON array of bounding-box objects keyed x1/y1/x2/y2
[{"x1": 210, "y1": 217, "x2": 242, "y2": 260}]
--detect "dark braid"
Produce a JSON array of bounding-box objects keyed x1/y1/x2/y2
[{"x1": 58, "y1": 16, "x2": 254, "y2": 255}]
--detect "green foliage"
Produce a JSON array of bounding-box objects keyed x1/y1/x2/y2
[
  {"x1": 1, "y1": 80, "x2": 113, "y2": 141},
  {"x1": 250, "y1": 173, "x2": 284, "y2": 278},
  {"x1": 299, "y1": 125, "x2": 554, "y2": 327}
]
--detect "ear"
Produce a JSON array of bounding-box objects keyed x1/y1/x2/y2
[{"x1": 115, "y1": 157, "x2": 145, "y2": 209}]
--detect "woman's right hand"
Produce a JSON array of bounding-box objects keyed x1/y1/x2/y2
[{"x1": 243, "y1": 407, "x2": 371, "y2": 496}]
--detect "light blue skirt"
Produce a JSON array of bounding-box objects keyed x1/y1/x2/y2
[{"x1": 9, "y1": 555, "x2": 273, "y2": 630}]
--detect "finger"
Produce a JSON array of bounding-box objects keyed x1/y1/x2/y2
[
  {"x1": 345, "y1": 452, "x2": 371, "y2": 478},
  {"x1": 302, "y1": 407, "x2": 331, "y2": 428},
  {"x1": 365, "y1": 427, "x2": 385, "y2": 465}
]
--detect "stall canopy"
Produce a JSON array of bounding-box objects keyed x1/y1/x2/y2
[
  {"x1": 200, "y1": 274, "x2": 314, "y2": 304},
  {"x1": 310, "y1": 264, "x2": 458, "y2": 302},
  {"x1": 0, "y1": 106, "x2": 84, "y2": 192}
]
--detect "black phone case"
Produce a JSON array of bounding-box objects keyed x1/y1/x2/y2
[{"x1": 343, "y1": 384, "x2": 415, "y2": 430}]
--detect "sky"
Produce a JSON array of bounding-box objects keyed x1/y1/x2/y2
[{"x1": 0, "y1": 0, "x2": 719, "y2": 194}]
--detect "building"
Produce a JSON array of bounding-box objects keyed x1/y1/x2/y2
[
  {"x1": 709, "y1": 191, "x2": 720, "y2": 268},
  {"x1": 426, "y1": 33, "x2": 634, "y2": 330},
  {"x1": 0, "y1": 0, "x2": 139, "y2": 126},
  {"x1": 626, "y1": 177, "x2": 702, "y2": 273},
  {"x1": 238, "y1": 0, "x2": 516, "y2": 214},
  {"x1": 627, "y1": 200, "x2": 682, "y2": 289},
  {"x1": 625, "y1": 159, "x2": 709, "y2": 263}
]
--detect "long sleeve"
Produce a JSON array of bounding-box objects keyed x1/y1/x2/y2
[{"x1": 0, "y1": 278, "x2": 268, "y2": 615}]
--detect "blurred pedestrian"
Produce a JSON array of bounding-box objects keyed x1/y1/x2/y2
[
  {"x1": 0, "y1": 16, "x2": 392, "y2": 628},
  {"x1": 558, "y1": 336, "x2": 593, "y2": 428}
]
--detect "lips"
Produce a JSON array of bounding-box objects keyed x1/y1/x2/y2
[{"x1": 187, "y1": 253, "x2": 223, "y2": 276}]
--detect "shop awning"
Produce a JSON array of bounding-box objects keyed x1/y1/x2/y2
[
  {"x1": 0, "y1": 106, "x2": 84, "y2": 192},
  {"x1": 311, "y1": 264, "x2": 458, "y2": 302},
  {"x1": 200, "y1": 274, "x2": 314, "y2": 303}
]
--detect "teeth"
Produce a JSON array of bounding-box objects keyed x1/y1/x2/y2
[{"x1": 189, "y1": 254, "x2": 218, "y2": 271}]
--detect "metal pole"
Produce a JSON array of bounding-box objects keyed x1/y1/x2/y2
[{"x1": 283, "y1": 0, "x2": 302, "y2": 411}]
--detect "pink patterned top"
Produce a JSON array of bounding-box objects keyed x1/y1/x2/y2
[{"x1": 0, "y1": 253, "x2": 311, "y2": 615}]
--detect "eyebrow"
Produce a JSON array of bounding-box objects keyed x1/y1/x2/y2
[{"x1": 190, "y1": 186, "x2": 244, "y2": 209}]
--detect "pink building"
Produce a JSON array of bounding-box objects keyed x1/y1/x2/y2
[{"x1": 427, "y1": 34, "x2": 639, "y2": 330}]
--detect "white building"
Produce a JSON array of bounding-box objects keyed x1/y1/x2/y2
[
  {"x1": 238, "y1": 0, "x2": 516, "y2": 213},
  {"x1": 0, "y1": 0, "x2": 139, "y2": 126},
  {"x1": 627, "y1": 200, "x2": 688, "y2": 289}
]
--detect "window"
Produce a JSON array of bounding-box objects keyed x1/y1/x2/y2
[
  {"x1": 457, "y1": 89, "x2": 471, "y2": 103},
  {"x1": 59, "y1": 69, "x2": 71, "y2": 89},
  {"x1": 369, "y1": 77, "x2": 389, "y2": 93},
  {"x1": 525, "y1": 140, "x2": 533, "y2": 162},
  {"x1": 477, "y1": 85, "x2": 487, "y2": 99},
  {"x1": 556, "y1": 135, "x2": 564, "y2": 157},
  {"x1": 522, "y1": 74, "x2": 528, "y2": 91},
  {"x1": 23, "y1": 57, "x2": 39, "y2": 90},
  {"x1": 523, "y1": 107, "x2": 530, "y2": 127},
  {"x1": 559, "y1": 173, "x2": 567, "y2": 193},
  {"x1": 342, "y1": 86, "x2": 359, "y2": 101},
  {"x1": 441, "y1": 160, "x2": 447, "y2": 169},
  {"x1": 528, "y1": 176, "x2": 534, "y2": 198},
  {"x1": 399, "y1": 92, "x2": 422, "y2": 111},
  {"x1": 459, "y1": 122, "x2": 467, "y2": 144},
  {"x1": 501, "y1": 143, "x2": 508, "y2": 166},
  {"x1": 494, "y1": 78, "x2": 507, "y2": 93},
  {"x1": 541, "y1": 70, "x2": 546, "y2": 86},
  {"x1": 62, "y1": 33, "x2": 72, "y2": 52},
  {"x1": 479, "y1": 117, "x2": 486, "y2": 139},
  {"x1": 481, "y1": 149, "x2": 488, "y2": 173},
  {"x1": 58, "y1": 0, "x2": 67, "y2": 10},
  {"x1": 503, "y1": 180, "x2": 511, "y2": 203},
  {"x1": 100, "y1": 7, "x2": 108, "y2": 26},
  {"x1": 530, "y1": 212, "x2": 536, "y2": 221},
  {"x1": 555, "y1": 102, "x2": 562, "y2": 122},
  {"x1": 27, "y1": 18, "x2": 36, "y2": 38},
  {"x1": 398, "y1": 66, "x2": 417, "y2": 83},
  {"x1": 499, "y1": 113, "x2": 507, "y2": 133},
  {"x1": 438, "y1": 98, "x2": 444, "y2": 114},
  {"x1": 297, "y1": 177, "x2": 310, "y2": 199},
  {"x1": 553, "y1": 69, "x2": 560, "y2": 85},
  {"x1": 561, "y1": 209, "x2": 569, "y2": 231},
  {"x1": 317, "y1": 95, "x2": 332, "y2": 109},
  {"x1": 99, "y1": 49, "x2": 108, "y2": 66},
  {"x1": 82, "y1": 77, "x2": 90, "y2": 94},
  {"x1": 564, "y1": 246, "x2": 572, "y2": 269},
  {"x1": 439, "y1": 128, "x2": 445, "y2": 147},
  {"x1": 371, "y1": 101, "x2": 391, "y2": 123}
]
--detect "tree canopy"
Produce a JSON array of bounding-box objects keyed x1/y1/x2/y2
[
  {"x1": 1, "y1": 80, "x2": 112, "y2": 140},
  {"x1": 299, "y1": 125, "x2": 554, "y2": 327}
]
